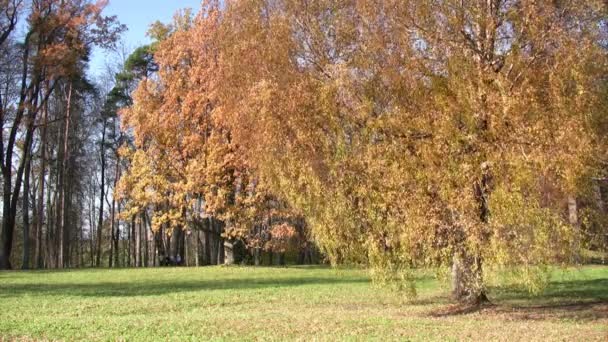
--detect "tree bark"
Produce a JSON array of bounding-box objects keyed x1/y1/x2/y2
[
  {"x1": 143, "y1": 212, "x2": 149, "y2": 267},
  {"x1": 204, "y1": 229, "x2": 211, "y2": 265},
  {"x1": 35, "y1": 98, "x2": 49, "y2": 269},
  {"x1": 114, "y1": 201, "x2": 121, "y2": 267},
  {"x1": 96, "y1": 121, "x2": 107, "y2": 267},
  {"x1": 57, "y1": 82, "x2": 73, "y2": 269},
  {"x1": 195, "y1": 229, "x2": 200, "y2": 266},
  {"x1": 21, "y1": 147, "x2": 32, "y2": 269}
]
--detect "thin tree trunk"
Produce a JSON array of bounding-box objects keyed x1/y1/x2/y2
[
  {"x1": 127, "y1": 217, "x2": 131, "y2": 267},
  {"x1": 143, "y1": 212, "x2": 149, "y2": 267},
  {"x1": 46, "y1": 164, "x2": 54, "y2": 269},
  {"x1": 89, "y1": 183, "x2": 96, "y2": 268},
  {"x1": 21, "y1": 146, "x2": 32, "y2": 269},
  {"x1": 35, "y1": 99, "x2": 48, "y2": 269},
  {"x1": 114, "y1": 201, "x2": 121, "y2": 267},
  {"x1": 185, "y1": 233, "x2": 189, "y2": 267},
  {"x1": 209, "y1": 219, "x2": 217, "y2": 265},
  {"x1": 79, "y1": 204, "x2": 84, "y2": 267},
  {"x1": 109, "y1": 202, "x2": 115, "y2": 268},
  {"x1": 57, "y1": 82, "x2": 73, "y2": 269},
  {"x1": 96, "y1": 122, "x2": 107, "y2": 267},
  {"x1": 218, "y1": 226, "x2": 224, "y2": 265},
  {"x1": 204, "y1": 229, "x2": 211, "y2": 265},
  {"x1": 195, "y1": 229, "x2": 200, "y2": 266}
]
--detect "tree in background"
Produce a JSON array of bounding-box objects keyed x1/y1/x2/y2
[
  {"x1": 0, "y1": 0, "x2": 123, "y2": 269},
  {"x1": 117, "y1": 3, "x2": 316, "y2": 267}
]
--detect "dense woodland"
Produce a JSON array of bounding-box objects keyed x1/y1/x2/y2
[{"x1": 0, "y1": 0, "x2": 606, "y2": 305}]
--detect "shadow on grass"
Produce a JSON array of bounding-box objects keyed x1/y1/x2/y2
[
  {"x1": 430, "y1": 277, "x2": 608, "y2": 322},
  {"x1": 0, "y1": 276, "x2": 370, "y2": 298}
]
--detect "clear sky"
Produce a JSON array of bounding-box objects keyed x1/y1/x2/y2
[{"x1": 89, "y1": 0, "x2": 202, "y2": 78}]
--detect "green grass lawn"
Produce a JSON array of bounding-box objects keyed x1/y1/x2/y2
[{"x1": 0, "y1": 266, "x2": 606, "y2": 341}]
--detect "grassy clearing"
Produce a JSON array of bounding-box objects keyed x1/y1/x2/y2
[{"x1": 0, "y1": 266, "x2": 606, "y2": 341}]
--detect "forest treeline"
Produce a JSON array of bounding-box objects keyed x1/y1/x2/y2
[{"x1": 1, "y1": 0, "x2": 607, "y2": 304}]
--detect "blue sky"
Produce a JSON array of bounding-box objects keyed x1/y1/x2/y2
[{"x1": 89, "y1": 0, "x2": 202, "y2": 78}]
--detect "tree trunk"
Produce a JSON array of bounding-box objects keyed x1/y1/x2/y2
[
  {"x1": 185, "y1": 233, "x2": 189, "y2": 267},
  {"x1": 204, "y1": 229, "x2": 211, "y2": 265},
  {"x1": 89, "y1": 183, "x2": 96, "y2": 267},
  {"x1": 218, "y1": 225, "x2": 225, "y2": 265},
  {"x1": 114, "y1": 201, "x2": 121, "y2": 267},
  {"x1": 35, "y1": 100, "x2": 48, "y2": 269},
  {"x1": 154, "y1": 229, "x2": 166, "y2": 266},
  {"x1": 451, "y1": 249, "x2": 488, "y2": 305},
  {"x1": 209, "y1": 219, "x2": 217, "y2": 265},
  {"x1": 195, "y1": 230, "x2": 200, "y2": 266},
  {"x1": 254, "y1": 247, "x2": 260, "y2": 266},
  {"x1": 224, "y1": 241, "x2": 234, "y2": 265},
  {"x1": 568, "y1": 195, "x2": 581, "y2": 263},
  {"x1": 57, "y1": 82, "x2": 73, "y2": 269},
  {"x1": 21, "y1": 148, "x2": 32, "y2": 269},
  {"x1": 143, "y1": 213, "x2": 149, "y2": 267},
  {"x1": 0, "y1": 43, "x2": 34, "y2": 270},
  {"x1": 46, "y1": 164, "x2": 55, "y2": 269},
  {"x1": 0, "y1": 97, "x2": 40, "y2": 269},
  {"x1": 131, "y1": 216, "x2": 137, "y2": 267},
  {"x1": 96, "y1": 122, "x2": 107, "y2": 267},
  {"x1": 109, "y1": 199, "x2": 115, "y2": 268}
]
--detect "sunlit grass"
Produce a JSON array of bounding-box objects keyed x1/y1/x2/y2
[{"x1": 0, "y1": 266, "x2": 606, "y2": 341}]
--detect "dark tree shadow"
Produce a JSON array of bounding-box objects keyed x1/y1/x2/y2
[
  {"x1": 0, "y1": 275, "x2": 370, "y2": 298},
  {"x1": 429, "y1": 278, "x2": 608, "y2": 322}
]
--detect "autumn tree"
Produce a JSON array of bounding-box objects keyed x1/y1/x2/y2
[
  {"x1": 216, "y1": 0, "x2": 607, "y2": 303},
  {"x1": 118, "y1": 3, "x2": 316, "y2": 267}
]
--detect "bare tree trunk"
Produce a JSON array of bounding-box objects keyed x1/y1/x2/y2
[
  {"x1": 254, "y1": 246, "x2": 260, "y2": 266},
  {"x1": 0, "y1": 42, "x2": 33, "y2": 270},
  {"x1": 185, "y1": 233, "x2": 189, "y2": 267},
  {"x1": 204, "y1": 229, "x2": 211, "y2": 265},
  {"x1": 143, "y1": 213, "x2": 149, "y2": 267},
  {"x1": 209, "y1": 219, "x2": 217, "y2": 265},
  {"x1": 218, "y1": 222, "x2": 224, "y2": 265},
  {"x1": 179, "y1": 227, "x2": 186, "y2": 265},
  {"x1": 109, "y1": 201, "x2": 115, "y2": 268},
  {"x1": 114, "y1": 201, "x2": 121, "y2": 267},
  {"x1": 21, "y1": 147, "x2": 32, "y2": 269},
  {"x1": 96, "y1": 122, "x2": 107, "y2": 267},
  {"x1": 35, "y1": 100, "x2": 48, "y2": 269},
  {"x1": 127, "y1": 217, "x2": 132, "y2": 267},
  {"x1": 132, "y1": 216, "x2": 138, "y2": 267},
  {"x1": 46, "y1": 165, "x2": 55, "y2": 269},
  {"x1": 195, "y1": 230, "x2": 200, "y2": 266},
  {"x1": 57, "y1": 82, "x2": 73, "y2": 269},
  {"x1": 64, "y1": 162, "x2": 73, "y2": 268},
  {"x1": 154, "y1": 228, "x2": 165, "y2": 266},
  {"x1": 89, "y1": 183, "x2": 96, "y2": 268},
  {"x1": 1, "y1": 93, "x2": 41, "y2": 269},
  {"x1": 79, "y1": 205, "x2": 84, "y2": 267}
]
